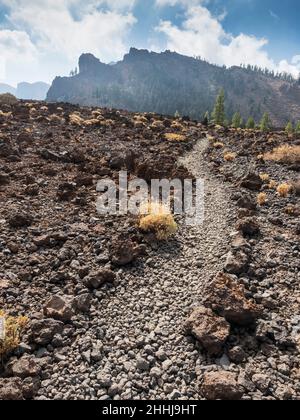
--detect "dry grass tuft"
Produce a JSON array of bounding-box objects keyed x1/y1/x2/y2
[
  {"x1": 0, "y1": 110, "x2": 12, "y2": 118},
  {"x1": 260, "y1": 173, "x2": 270, "y2": 182},
  {"x1": 264, "y1": 145, "x2": 300, "y2": 165},
  {"x1": 285, "y1": 205, "x2": 299, "y2": 216},
  {"x1": 139, "y1": 202, "x2": 178, "y2": 240},
  {"x1": 257, "y1": 192, "x2": 267, "y2": 206},
  {"x1": 164, "y1": 133, "x2": 186, "y2": 142},
  {"x1": 69, "y1": 113, "x2": 84, "y2": 126},
  {"x1": 171, "y1": 121, "x2": 184, "y2": 131},
  {"x1": 0, "y1": 310, "x2": 28, "y2": 357},
  {"x1": 277, "y1": 183, "x2": 291, "y2": 197},
  {"x1": 224, "y1": 152, "x2": 236, "y2": 162},
  {"x1": 213, "y1": 142, "x2": 224, "y2": 149},
  {"x1": 268, "y1": 180, "x2": 277, "y2": 189},
  {"x1": 49, "y1": 114, "x2": 65, "y2": 124}
]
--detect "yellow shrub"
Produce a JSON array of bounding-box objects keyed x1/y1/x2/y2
[
  {"x1": 277, "y1": 183, "x2": 291, "y2": 197},
  {"x1": 164, "y1": 133, "x2": 186, "y2": 142},
  {"x1": 213, "y1": 142, "x2": 224, "y2": 149},
  {"x1": 206, "y1": 135, "x2": 215, "y2": 141},
  {"x1": 150, "y1": 120, "x2": 164, "y2": 130},
  {"x1": 171, "y1": 121, "x2": 184, "y2": 131},
  {"x1": 69, "y1": 113, "x2": 84, "y2": 126},
  {"x1": 268, "y1": 180, "x2": 277, "y2": 189},
  {"x1": 92, "y1": 110, "x2": 102, "y2": 118},
  {"x1": 285, "y1": 205, "x2": 299, "y2": 215},
  {"x1": 139, "y1": 202, "x2": 177, "y2": 240},
  {"x1": 0, "y1": 110, "x2": 12, "y2": 118},
  {"x1": 134, "y1": 115, "x2": 148, "y2": 124},
  {"x1": 265, "y1": 145, "x2": 300, "y2": 165},
  {"x1": 84, "y1": 118, "x2": 101, "y2": 127},
  {"x1": 257, "y1": 192, "x2": 267, "y2": 206},
  {"x1": 0, "y1": 310, "x2": 28, "y2": 357},
  {"x1": 49, "y1": 114, "x2": 64, "y2": 124},
  {"x1": 101, "y1": 119, "x2": 115, "y2": 127},
  {"x1": 29, "y1": 107, "x2": 37, "y2": 115},
  {"x1": 260, "y1": 173, "x2": 270, "y2": 182},
  {"x1": 224, "y1": 152, "x2": 236, "y2": 162}
]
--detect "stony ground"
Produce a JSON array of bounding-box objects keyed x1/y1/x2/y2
[{"x1": 0, "y1": 101, "x2": 299, "y2": 400}]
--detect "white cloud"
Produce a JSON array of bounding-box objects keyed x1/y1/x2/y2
[
  {"x1": 156, "y1": 4, "x2": 300, "y2": 78},
  {"x1": 0, "y1": 29, "x2": 38, "y2": 83},
  {"x1": 0, "y1": 0, "x2": 137, "y2": 85},
  {"x1": 155, "y1": 0, "x2": 202, "y2": 6}
]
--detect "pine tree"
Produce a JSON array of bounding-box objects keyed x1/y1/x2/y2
[
  {"x1": 295, "y1": 121, "x2": 300, "y2": 134},
  {"x1": 232, "y1": 112, "x2": 242, "y2": 128},
  {"x1": 202, "y1": 111, "x2": 210, "y2": 125},
  {"x1": 224, "y1": 118, "x2": 229, "y2": 127},
  {"x1": 285, "y1": 121, "x2": 294, "y2": 135},
  {"x1": 212, "y1": 89, "x2": 225, "y2": 125},
  {"x1": 246, "y1": 117, "x2": 255, "y2": 129},
  {"x1": 260, "y1": 113, "x2": 271, "y2": 132}
]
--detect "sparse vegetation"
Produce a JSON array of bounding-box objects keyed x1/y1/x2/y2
[
  {"x1": 139, "y1": 202, "x2": 178, "y2": 240},
  {"x1": 246, "y1": 117, "x2": 255, "y2": 129},
  {"x1": 213, "y1": 142, "x2": 224, "y2": 149},
  {"x1": 224, "y1": 152, "x2": 236, "y2": 161},
  {"x1": 277, "y1": 183, "x2": 291, "y2": 197},
  {"x1": 260, "y1": 113, "x2": 271, "y2": 132},
  {"x1": 268, "y1": 180, "x2": 277, "y2": 189},
  {"x1": 0, "y1": 310, "x2": 28, "y2": 358},
  {"x1": 164, "y1": 133, "x2": 186, "y2": 142},
  {"x1": 285, "y1": 121, "x2": 294, "y2": 135},
  {"x1": 264, "y1": 145, "x2": 300, "y2": 165},
  {"x1": 69, "y1": 113, "x2": 84, "y2": 126},
  {"x1": 0, "y1": 110, "x2": 12, "y2": 118},
  {"x1": 232, "y1": 112, "x2": 242, "y2": 128},
  {"x1": 212, "y1": 89, "x2": 225, "y2": 126},
  {"x1": 260, "y1": 173, "x2": 270, "y2": 182},
  {"x1": 257, "y1": 192, "x2": 267, "y2": 206},
  {"x1": 285, "y1": 204, "x2": 299, "y2": 216}
]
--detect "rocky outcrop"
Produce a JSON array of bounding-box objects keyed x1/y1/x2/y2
[
  {"x1": 204, "y1": 273, "x2": 262, "y2": 326},
  {"x1": 185, "y1": 306, "x2": 230, "y2": 356},
  {"x1": 43, "y1": 295, "x2": 74, "y2": 322},
  {"x1": 200, "y1": 371, "x2": 244, "y2": 400}
]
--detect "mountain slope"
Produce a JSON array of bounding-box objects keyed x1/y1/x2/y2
[{"x1": 47, "y1": 48, "x2": 300, "y2": 126}]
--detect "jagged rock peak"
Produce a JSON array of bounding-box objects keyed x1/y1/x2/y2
[{"x1": 78, "y1": 53, "x2": 102, "y2": 74}]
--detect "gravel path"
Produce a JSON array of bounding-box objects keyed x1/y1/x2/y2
[{"x1": 37, "y1": 139, "x2": 236, "y2": 400}]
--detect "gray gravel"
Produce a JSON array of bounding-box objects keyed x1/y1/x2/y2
[{"x1": 35, "y1": 139, "x2": 235, "y2": 400}]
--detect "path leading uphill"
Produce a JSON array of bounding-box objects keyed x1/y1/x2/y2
[{"x1": 36, "y1": 138, "x2": 235, "y2": 400}]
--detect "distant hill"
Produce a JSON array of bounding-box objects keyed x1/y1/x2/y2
[
  {"x1": 47, "y1": 48, "x2": 300, "y2": 126},
  {"x1": 0, "y1": 81, "x2": 50, "y2": 100},
  {"x1": 17, "y1": 82, "x2": 50, "y2": 100},
  {"x1": 0, "y1": 83, "x2": 16, "y2": 95}
]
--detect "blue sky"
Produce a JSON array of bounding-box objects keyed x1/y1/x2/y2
[{"x1": 0, "y1": 0, "x2": 299, "y2": 85}]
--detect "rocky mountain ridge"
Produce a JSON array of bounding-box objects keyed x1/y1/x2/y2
[{"x1": 47, "y1": 48, "x2": 300, "y2": 126}]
